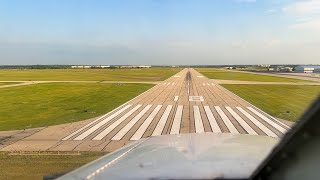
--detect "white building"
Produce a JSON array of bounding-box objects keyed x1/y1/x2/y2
[{"x1": 295, "y1": 65, "x2": 320, "y2": 73}]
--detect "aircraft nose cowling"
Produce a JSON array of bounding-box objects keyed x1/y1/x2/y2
[{"x1": 58, "y1": 133, "x2": 278, "y2": 180}]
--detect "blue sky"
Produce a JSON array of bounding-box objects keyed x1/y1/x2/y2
[{"x1": 0, "y1": 0, "x2": 319, "y2": 65}]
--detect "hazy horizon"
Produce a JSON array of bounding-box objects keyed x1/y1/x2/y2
[{"x1": 1, "y1": 0, "x2": 320, "y2": 65}]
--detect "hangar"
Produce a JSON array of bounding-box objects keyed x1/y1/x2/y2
[{"x1": 295, "y1": 65, "x2": 320, "y2": 73}]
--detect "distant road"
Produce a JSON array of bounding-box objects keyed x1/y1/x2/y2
[
  {"x1": 234, "y1": 70, "x2": 320, "y2": 82},
  {"x1": 0, "y1": 81, "x2": 159, "y2": 89}
]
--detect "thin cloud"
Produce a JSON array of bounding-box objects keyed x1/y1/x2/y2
[
  {"x1": 283, "y1": 0, "x2": 320, "y2": 14},
  {"x1": 289, "y1": 19, "x2": 320, "y2": 30}
]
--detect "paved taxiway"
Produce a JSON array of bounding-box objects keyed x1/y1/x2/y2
[{"x1": 0, "y1": 69, "x2": 291, "y2": 152}]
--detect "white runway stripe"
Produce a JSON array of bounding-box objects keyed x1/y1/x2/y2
[
  {"x1": 203, "y1": 83, "x2": 206, "y2": 86},
  {"x1": 247, "y1": 107, "x2": 287, "y2": 133},
  {"x1": 225, "y1": 106, "x2": 257, "y2": 135},
  {"x1": 152, "y1": 105, "x2": 173, "y2": 136},
  {"x1": 63, "y1": 115, "x2": 107, "y2": 140},
  {"x1": 174, "y1": 96, "x2": 179, "y2": 101},
  {"x1": 207, "y1": 83, "x2": 210, "y2": 86},
  {"x1": 172, "y1": 83, "x2": 175, "y2": 85},
  {"x1": 131, "y1": 105, "x2": 162, "y2": 140},
  {"x1": 237, "y1": 107, "x2": 278, "y2": 138},
  {"x1": 73, "y1": 105, "x2": 132, "y2": 141},
  {"x1": 214, "y1": 106, "x2": 239, "y2": 134},
  {"x1": 265, "y1": 113, "x2": 290, "y2": 129},
  {"x1": 211, "y1": 83, "x2": 215, "y2": 86},
  {"x1": 112, "y1": 105, "x2": 152, "y2": 140},
  {"x1": 204, "y1": 106, "x2": 221, "y2": 133},
  {"x1": 170, "y1": 105, "x2": 183, "y2": 134},
  {"x1": 193, "y1": 106, "x2": 205, "y2": 133},
  {"x1": 163, "y1": 83, "x2": 167, "y2": 85},
  {"x1": 93, "y1": 105, "x2": 142, "y2": 140}
]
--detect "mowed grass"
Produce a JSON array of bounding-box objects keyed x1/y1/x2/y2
[
  {"x1": 0, "y1": 152, "x2": 105, "y2": 180},
  {"x1": 0, "y1": 68, "x2": 180, "y2": 81},
  {"x1": 222, "y1": 84, "x2": 320, "y2": 121},
  {"x1": 196, "y1": 68, "x2": 307, "y2": 82},
  {"x1": 0, "y1": 82, "x2": 19, "y2": 86},
  {"x1": 0, "y1": 83, "x2": 153, "y2": 131}
]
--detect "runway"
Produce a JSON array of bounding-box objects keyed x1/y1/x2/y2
[{"x1": 0, "y1": 68, "x2": 291, "y2": 152}]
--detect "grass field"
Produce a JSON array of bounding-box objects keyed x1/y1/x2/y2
[
  {"x1": 196, "y1": 68, "x2": 307, "y2": 82},
  {"x1": 0, "y1": 68, "x2": 180, "y2": 81},
  {"x1": 0, "y1": 83, "x2": 153, "y2": 131},
  {"x1": 0, "y1": 152, "x2": 105, "y2": 180},
  {"x1": 0, "y1": 82, "x2": 19, "y2": 86},
  {"x1": 222, "y1": 84, "x2": 320, "y2": 121}
]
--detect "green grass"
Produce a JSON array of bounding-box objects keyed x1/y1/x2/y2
[
  {"x1": 0, "y1": 68, "x2": 180, "y2": 81},
  {"x1": 0, "y1": 82, "x2": 19, "y2": 86},
  {"x1": 222, "y1": 84, "x2": 320, "y2": 121},
  {"x1": 0, "y1": 83, "x2": 153, "y2": 131},
  {"x1": 196, "y1": 68, "x2": 307, "y2": 82},
  {"x1": 0, "y1": 152, "x2": 105, "y2": 180}
]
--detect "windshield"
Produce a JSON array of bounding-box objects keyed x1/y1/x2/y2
[{"x1": 0, "y1": 1, "x2": 319, "y2": 179}]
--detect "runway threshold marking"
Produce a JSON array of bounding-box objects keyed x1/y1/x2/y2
[
  {"x1": 163, "y1": 83, "x2": 167, "y2": 85},
  {"x1": 214, "y1": 106, "x2": 239, "y2": 134},
  {"x1": 112, "y1": 105, "x2": 152, "y2": 140},
  {"x1": 237, "y1": 107, "x2": 278, "y2": 138},
  {"x1": 193, "y1": 106, "x2": 205, "y2": 133},
  {"x1": 204, "y1": 106, "x2": 221, "y2": 133},
  {"x1": 170, "y1": 105, "x2": 183, "y2": 134},
  {"x1": 247, "y1": 107, "x2": 287, "y2": 133},
  {"x1": 93, "y1": 105, "x2": 142, "y2": 140},
  {"x1": 172, "y1": 83, "x2": 175, "y2": 85},
  {"x1": 167, "y1": 83, "x2": 171, "y2": 86},
  {"x1": 73, "y1": 105, "x2": 132, "y2": 141},
  {"x1": 131, "y1": 105, "x2": 162, "y2": 140},
  {"x1": 225, "y1": 106, "x2": 257, "y2": 135},
  {"x1": 152, "y1": 105, "x2": 173, "y2": 136},
  {"x1": 207, "y1": 83, "x2": 210, "y2": 86}
]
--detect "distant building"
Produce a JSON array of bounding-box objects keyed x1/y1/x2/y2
[
  {"x1": 71, "y1": 65, "x2": 86, "y2": 69},
  {"x1": 268, "y1": 66, "x2": 293, "y2": 72},
  {"x1": 71, "y1": 65, "x2": 110, "y2": 69},
  {"x1": 280, "y1": 67, "x2": 293, "y2": 72},
  {"x1": 120, "y1": 66, "x2": 152, "y2": 69},
  {"x1": 258, "y1": 64, "x2": 270, "y2": 67},
  {"x1": 295, "y1": 65, "x2": 320, "y2": 73}
]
